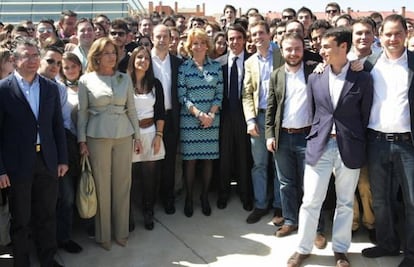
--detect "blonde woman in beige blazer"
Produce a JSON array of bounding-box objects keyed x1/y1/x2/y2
[{"x1": 77, "y1": 37, "x2": 141, "y2": 251}]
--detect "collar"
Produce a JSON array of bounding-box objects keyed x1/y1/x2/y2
[
  {"x1": 380, "y1": 48, "x2": 408, "y2": 64},
  {"x1": 14, "y1": 70, "x2": 39, "y2": 85},
  {"x1": 328, "y1": 61, "x2": 350, "y2": 78}
]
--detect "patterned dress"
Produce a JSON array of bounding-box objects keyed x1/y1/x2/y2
[{"x1": 178, "y1": 57, "x2": 223, "y2": 160}]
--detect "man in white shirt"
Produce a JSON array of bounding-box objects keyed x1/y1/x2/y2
[
  {"x1": 287, "y1": 27, "x2": 373, "y2": 267},
  {"x1": 361, "y1": 14, "x2": 414, "y2": 267}
]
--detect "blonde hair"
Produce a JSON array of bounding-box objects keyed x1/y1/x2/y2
[
  {"x1": 184, "y1": 28, "x2": 213, "y2": 57},
  {"x1": 86, "y1": 37, "x2": 119, "y2": 73}
]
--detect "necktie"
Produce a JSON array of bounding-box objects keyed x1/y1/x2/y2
[{"x1": 229, "y1": 56, "x2": 239, "y2": 111}]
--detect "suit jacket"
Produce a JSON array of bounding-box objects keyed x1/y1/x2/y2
[
  {"x1": 0, "y1": 74, "x2": 68, "y2": 180},
  {"x1": 265, "y1": 63, "x2": 315, "y2": 151},
  {"x1": 242, "y1": 47, "x2": 284, "y2": 123},
  {"x1": 305, "y1": 65, "x2": 373, "y2": 169},
  {"x1": 216, "y1": 51, "x2": 251, "y2": 112},
  {"x1": 169, "y1": 54, "x2": 184, "y2": 134},
  {"x1": 77, "y1": 71, "x2": 140, "y2": 142}
]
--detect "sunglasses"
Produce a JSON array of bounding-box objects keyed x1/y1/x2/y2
[
  {"x1": 110, "y1": 31, "x2": 126, "y2": 37},
  {"x1": 282, "y1": 15, "x2": 294, "y2": 20},
  {"x1": 326, "y1": 9, "x2": 338, "y2": 14},
  {"x1": 37, "y1": 27, "x2": 54, "y2": 34},
  {"x1": 45, "y1": 58, "x2": 62, "y2": 66}
]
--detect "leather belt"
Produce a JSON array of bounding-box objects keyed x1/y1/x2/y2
[
  {"x1": 35, "y1": 144, "x2": 41, "y2": 152},
  {"x1": 139, "y1": 118, "x2": 154, "y2": 128},
  {"x1": 369, "y1": 129, "x2": 411, "y2": 142},
  {"x1": 282, "y1": 126, "x2": 311, "y2": 134}
]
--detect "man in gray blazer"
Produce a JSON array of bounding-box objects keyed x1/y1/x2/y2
[{"x1": 287, "y1": 27, "x2": 373, "y2": 267}]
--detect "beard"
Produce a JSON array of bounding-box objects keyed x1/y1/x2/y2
[{"x1": 285, "y1": 57, "x2": 302, "y2": 67}]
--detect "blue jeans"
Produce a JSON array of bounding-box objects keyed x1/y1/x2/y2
[
  {"x1": 250, "y1": 112, "x2": 281, "y2": 209},
  {"x1": 274, "y1": 131, "x2": 306, "y2": 226},
  {"x1": 367, "y1": 132, "x2": 414, "y2": 260},
  {"x1": 297, "y1": 138, "x2": 360, "y2": 254}
]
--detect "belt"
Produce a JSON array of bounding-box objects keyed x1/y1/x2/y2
[
  {"x1": 35, "y1": 144, "x2": 41, "y2": 152},
  {"x1": 139, "y1": 118, "x2": 154, "y2": 128},
  {"x1": 369, "y1": 129, "x2": 411, "y2": 142},
  {"x1": 258, "y1": 109, "x2": 266, "y2": 114},
  {"x1": 281, "y1": 126, "x2": 311, "y2": 134}
]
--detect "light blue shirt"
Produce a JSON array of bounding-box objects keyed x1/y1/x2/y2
[
  {"x1": 257, "y1": 45, "x2": 273, "y2": 109},
  {"x1": 14, "y1": 70, "x2": 40, "y2": 144}
]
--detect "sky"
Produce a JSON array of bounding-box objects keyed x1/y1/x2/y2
[{"x1": 144, "y1": 0, "x2": 412, "y2": 15}]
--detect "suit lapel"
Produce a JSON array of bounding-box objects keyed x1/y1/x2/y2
[
  {"x1": 320, "y1": 68, "x2": 335, "y2": 112},
  {"x1": 336, "y1": 69, "x2": 356, "y2": 109},
  {"x1": 10, "y1": 75, "x2": 38, "y2": 122}
]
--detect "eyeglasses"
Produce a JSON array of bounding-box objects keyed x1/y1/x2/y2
[
  {"x1": 37, "y1": 27, "x2": 54, "y2": 34},
  {"x1": 25, "y1": 27, "x2": 35, "y2": 32},
  {"x1": 282, "y1": 15, "x2": 294, "y2": 20},
  {"x1": 45, "y1": 58, "x2": 62, "y2": 66},
  {"x1": 109, "y1": 31, "x2": 126, "y2": 37},
  {"x1": 326, "y1": 9, "x2": 338, "y2": 14}
]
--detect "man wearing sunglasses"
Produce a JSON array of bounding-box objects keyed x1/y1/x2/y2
[
  {"x1": 108, "y1": 19, "x2": 130, "y2": 73},
  {"x1": 36, "y1": 19, "x2": 58, "y2": 49},
  {"x1": 325, "y1": 2, "x2": 341, "y2": 26},
  {"x1": 37, "y1": 46, "x2": 82, "y2": 255}
]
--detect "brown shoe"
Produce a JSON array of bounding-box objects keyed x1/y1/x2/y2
[
  {"x1": 334, "y1": 252, "x2": 350, "y2": 267},
  {"x1": 287, "y1": 252, "x2": 310, "y2": 267},
  {"x1": 272, "y1": 208, "x2": 284, "y2": 226},
  {"x1": 275, "y1": 224, "x2": 298, "y2": 237},
  {"x1": 314, "y1": 233, "x2": 327, "y2": 249}
]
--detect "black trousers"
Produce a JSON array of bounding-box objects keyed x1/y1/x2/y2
[
  {"x1": 9, "y1": 153, "x2": 58, "y2": 267},
  {"x1": 218, "y1": 108, "x2": 253, "y2": 202},
  {"x1": 160, "y1": 111, "x2": 178, "y2": 203}
]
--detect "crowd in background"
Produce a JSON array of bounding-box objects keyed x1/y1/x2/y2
[{"x1": 0, "y1": 2, "x2": 414, "y2": 267}]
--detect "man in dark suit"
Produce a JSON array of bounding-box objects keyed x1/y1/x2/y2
[
  {"x1": 361, "y1": 15, "x2": 414, "y2": 267},
  {"x1": 151, "y1": 24, "x2": 183, "y2": 214},
  {"x1": 0, "y1": 37, "x2": 68, "y2": 267},
  {"x1": 215, "y1": 24, "x2": 253, "y2": 211},
  {"x1": 287, "y1": 27, "x2": 373, "y2": 267}
]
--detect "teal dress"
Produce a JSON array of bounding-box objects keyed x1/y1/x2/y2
[{"x1": 178, "y1": 57, "x2": 223, "y2": 160}]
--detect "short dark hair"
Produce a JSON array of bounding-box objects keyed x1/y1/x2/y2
[
  {"x1": 60, "y1": 10, "x2": 77, "y2": 22},
  {"x1": 380, "y1": 14, "x2": 407, "y2": 34},
  {"x1": 38, "y1": 19, "x2": 56, "y2": 32},
  {"x1": 280, "y1": 32, "x2": 304, "y2": 49},
  {"x1": 282, "y1": 8, "x2": 296, "y2": 17},
  {"x1": 111, "y1": 19, "x2": 129, "y2": 33},
  {"x1": 325, "y1": 2, "x2": 341, "y2": 12},
  {"x1": 309, "y1": 19, "x2": 332, "y2": 34},
  {"x1": 12, "y1": 37, "x2": 39, "y2": 58},
  {"x1": 40, "y1": 45, "x2": 64, "y2": 57},
  {"x1": 369, "y1": 12, "x2": 383, "y2": 21},
  {"x1": 352, "y1": 17, "x2": 376, "y2": 32},
  {"x1": 323, "y1": 26, "x2": 352, "y2": 53},
  {"x1": 297, "y1": 6, "x2": 313, "y2": 17},
  {"x1": 226, "y1": 23, "x2": 247, "y2": 40},
  {"x1": 223, "y1": 5, "x2": 236, "y2": 14},
  {"x1": 335, "y1": 14, "x2": 353, "y2": 27},
  {"x1": 75, "y1": 18, "x2": 93, "y2": 31}
]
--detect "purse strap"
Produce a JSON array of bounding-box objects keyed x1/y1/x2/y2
[{"x1": 81, "y1": 155, "x2": 92, "y2": 172}]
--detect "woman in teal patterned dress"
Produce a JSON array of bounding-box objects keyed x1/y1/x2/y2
[{"x1": 178, "y1": 28, "x2": 223, "y2": 217}]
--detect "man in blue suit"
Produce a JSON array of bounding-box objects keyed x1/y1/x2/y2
[
  {"x1": 287, "y1": 27, "x2": 373, "y2": 267},
  {"x1": 0, "y1": 37, "x2": 68, "y2": 267}
]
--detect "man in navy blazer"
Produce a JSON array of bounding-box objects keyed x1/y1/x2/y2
[
  {"x1": 215, "y1": 24, "x2": 253, "y2": 211},
  {"x1": 287, "y1": 28, "x2": 373, "y2": 267},
  {"x1": 0, "y1": 38, "x2": 68, "y2": 267}
]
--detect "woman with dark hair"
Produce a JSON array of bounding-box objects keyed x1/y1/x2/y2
[
  {"x1": 210, "y1": 31, "x2": 227, "y2": 59},
  {"x1": 78, "y1": 37, "x2": 141, "y2": 250},
  {"x1": 127, "y1": 46, "x2": 165, "y2": 230},
  {"x1": 93, "y1": 21, "x2": 107, "y2": 39}
]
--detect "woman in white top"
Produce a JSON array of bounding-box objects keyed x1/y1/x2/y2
[{"x1": 127, "y1": 46, "x2": 165, "y2": 230}]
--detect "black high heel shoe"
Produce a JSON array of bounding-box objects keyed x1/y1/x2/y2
[
  {"x1": 184, "y1": 197, "x2": 193, "y2": 217},
  {"x1": 200, "y1": 195, "x2": 211, "y2": 216}
]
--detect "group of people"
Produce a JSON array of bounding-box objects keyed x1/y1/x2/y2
[{"x1": 0, "y1": 2, "x2": 413, "y2": 267}]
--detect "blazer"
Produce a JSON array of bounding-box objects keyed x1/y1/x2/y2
[
  {"x1": 0, "y1": 74, "x2": 68, "y2": 180},
  {"x1": 169, "y1": 54, "x2": 184, "y2": 134},
  {"x1": 77, "y1": 71, "x2": 140, "y2": 142},
  {"x1": 242, "y1": 47, "x2": 284, "y2": 122},
  {"x1": 305, "y1": 66, "x2": 373, "y2": 169},
  {"x1": 265, "y1": 63, "x2": 315, "y2": 151},
  {"x1": 216, "y1": 51, "x2": 251, "y2": 111}
]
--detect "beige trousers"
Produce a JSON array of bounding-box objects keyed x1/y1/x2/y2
[
  {"x1": 87, "y1": 136, "x2": 133, "y2": 243},
  {"x1": 353, "y1": 165, "x2": 375, "y2": 230}
]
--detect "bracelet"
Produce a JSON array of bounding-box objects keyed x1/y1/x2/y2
[
  {"x1": 156, "y1": 131, "x2": 163, "y2": 137},
  {"x1": 208, "y1": 112, "x2": 215, "y2": 119}
]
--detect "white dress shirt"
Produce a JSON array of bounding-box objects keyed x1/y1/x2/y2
[
  {"x1": 368, "y1": 50, "x2": 410, "y2": 133},
  {"x1": 328, "y1": 61, "x2": 349, "y2": 134},
  {"x1": 151, "y1": 51, "x2": 172, "y2": 110},
  {"x1": 282, "y1": 62, "x2": 312, "y2": 129}
]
